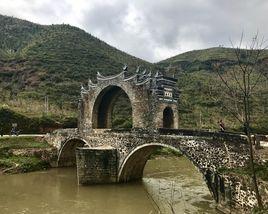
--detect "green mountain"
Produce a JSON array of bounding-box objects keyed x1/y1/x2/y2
[
  {"x1": 157, "y1": 48, "x2": 268, "y2": 133},
  {"x1": 0, "y1": 14, "x2": 267, "y2": 133},
  {"x1": 158, "y1": 47, "x2": 268, "y2": 73},
  {"x1": 0, "y1": 14, "x2": 153, "y2": 132},
  {"x1": 0, "y1": 14, "x2": 152, "y2": 107},
  {"x1": 160, "y1": 47, "x2": 268, "y2": 63}
]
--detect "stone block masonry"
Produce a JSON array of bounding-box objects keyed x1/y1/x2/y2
[{"x1": 76, "y1": 146, "x2": 118, "y2": 185}]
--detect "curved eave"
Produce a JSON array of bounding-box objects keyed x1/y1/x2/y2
[
  {"x1": 135, "y1": 78, "x2": 151, "y2": 86},
  {"x1": 97, "y1": 71, "x2": 126, "y2": 81},
  {"x1": 124, "y1": 74, "x2": 137, "y2": 82}
]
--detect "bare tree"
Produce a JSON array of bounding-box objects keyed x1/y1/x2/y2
[{"x1": 213, "y1": 33, "x2": 268, "y2": 209}]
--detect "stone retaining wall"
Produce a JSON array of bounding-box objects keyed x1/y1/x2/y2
[{"x1": 208, "y1": 172, "x2": 268, "y2": 213}]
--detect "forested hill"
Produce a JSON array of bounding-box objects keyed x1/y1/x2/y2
[
  {"x1": 0, "y1": 14, "x2": 152, "y2": 105},
  {"x1": 157, "y1": 47, "x2": 268, "y2": 74},
  {"x1": 156, "y1": 47, "x2": 268, "y2": 133},
  {"x1": 0, "y1": 14, "x2": 267, "y2": 133}
]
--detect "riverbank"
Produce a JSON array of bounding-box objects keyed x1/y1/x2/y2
[{"x1": 0, "y1": 136, "x2": 57, "y2": 174}]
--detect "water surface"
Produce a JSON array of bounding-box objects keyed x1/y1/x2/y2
[
  {"x1": 144, "y1": 157, "x2": 218, "y2": 214},
  {"x1": 0, "y1": 156, "x2": 218, "y2": 214}
]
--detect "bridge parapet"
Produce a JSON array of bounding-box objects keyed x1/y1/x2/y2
[{"x1": 158, "y1": 128, "x2": 248, "y2": 144}]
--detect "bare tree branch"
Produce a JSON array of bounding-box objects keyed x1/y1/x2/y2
[{"x1": 215, "y1": 33, "x2": 267, "y2": 209}]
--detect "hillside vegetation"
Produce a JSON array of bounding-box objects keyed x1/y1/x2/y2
[
  {"x1": 160, "y1": 47, "x2": 268, "y2": 63},
  {"x1": 0, "y1": 14, "x2": 151, "y2": 132},
  {"x1": 0, "y1": 14, "x2": 267, "y2": 133},
  {"x1": 0, "y1": 14, "x2": 151, "y2": 105},
  {"x1": 157, "y1": 48, "x2": 268, "y2": 133}
]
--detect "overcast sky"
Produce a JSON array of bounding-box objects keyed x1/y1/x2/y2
[{"x1": 0, "y1": 0, "x2": 267, "y2": 62}]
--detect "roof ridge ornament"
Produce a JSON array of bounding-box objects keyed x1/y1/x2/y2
[
  {"x1": 155, "y1": 71, "x2": 163, "y2": 77},
  {"x1": 88, "y1": 79, "x2": 96, "y2": 87},
  {"x1": 135, "y1": 65, "x2": 140, "y2": 73},
  {"x1": 81, "y1": 84, "x2": 87, "y2": 94},
  {"x1": 123, "y1": 64, "x2": 128, "y2": 72},
  {"x1": 97, "y1": 72, "x2": 103, "y2": 77}
]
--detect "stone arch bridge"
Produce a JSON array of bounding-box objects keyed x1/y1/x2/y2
[
  {"x1": 47, "y1": 127, "x2": 250, "y2": 210},
  {"x1": 47, "y1": 68, "x2": 251, "y2": 210},
  {"x1": 49, "y1": 127, "x2": 249, "y2": 179}
]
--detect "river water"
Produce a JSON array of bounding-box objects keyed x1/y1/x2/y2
[{"x1": 0, "y1": 156, "x2": 219, "y2": 214}]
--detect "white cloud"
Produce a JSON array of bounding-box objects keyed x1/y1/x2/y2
[{"x1": 0, "y1": 0, "x2": 267, "y2": 62}]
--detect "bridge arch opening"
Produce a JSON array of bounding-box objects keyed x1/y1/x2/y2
[
  {"x1": 119, "y1": 144, "x2": 206, "y2": 182},
  {"x1": 118, "y1": 144, "x2": 213, "y2": 200},
  {"x1": 57, "y1": 138, "x2": 87, "y2": 167},
  {"x1": 163, "y1": 106, "x2": 174, "y2": 128},
  {"x1": 92, "y1": 86, "x2": 133, "y2": 129}
]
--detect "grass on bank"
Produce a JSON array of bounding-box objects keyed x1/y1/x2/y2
[
  {"x1": 0, "y1": 156, "x2": 50, "y2": 172},
  {"x1": 218, "y1": 162, "x2": 268, "y2": 182},
  {"x1": 253, "y1": 206, "x2": 268, "y2": 214},
  {"x1": 0, "y1": 107, "x2": 77, "y2": 134},
  {"x1": 0, "y1": 136, "x2": 50, "y2": 149},
  {"x1": 0, "y1": 136, "x2": 52, "y2": 173}
]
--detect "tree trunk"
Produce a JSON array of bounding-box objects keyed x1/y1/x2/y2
[{"x1": 246, "y1": 125, "x2": 263, "y2": 208}]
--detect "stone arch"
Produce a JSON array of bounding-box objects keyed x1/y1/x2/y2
[
  {"x1": 57, "y1": 138, "x2": 88, "y2": 167},
  {"x1": 118, "y1": 143, "x2": 207, "y2": 182},
  {"x1": 78, "y1": 71, "x2": 180, "y2": 133},
  {"x1": 92, "y1": 85, "x2": 133, "y2": 129},
  {"x1": 163, "y1": 106, "x2": 174, "y2": 128},
  {"x1": 153, "y1": 103, "x2": 179, "y2": 129},
  {"x1": 118, "y1": 143, "x2": 213, "y2": 199}
]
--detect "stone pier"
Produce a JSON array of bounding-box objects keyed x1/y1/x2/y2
[{"x1": 76, "y1": 146, "x2": 118, "y2": 185}]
